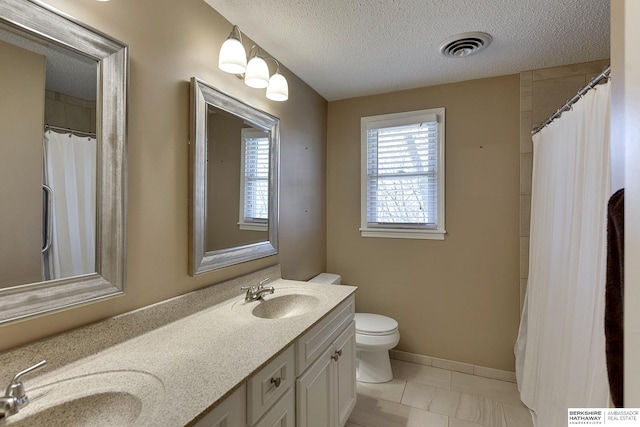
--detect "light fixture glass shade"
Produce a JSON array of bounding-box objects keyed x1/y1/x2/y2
[
  {"x1": 218, "y1": 38, "x2": 247, "y2": 74},
  {"x1": 244, "y1": 57, "x2": 269, "y2": 88},
  {"x1": 266, "y1": 73, "x2": 288, "y2": 101}
]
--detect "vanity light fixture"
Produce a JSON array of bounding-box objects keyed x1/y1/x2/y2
[
  {"x1": 244, "y1": 46, "x2": 269, "y2": 88},
  {"x1": 266, "y1": 59, "x2": 288, "y2": 101},
  {"x1": 218, "y1": 24, "x2": 289, "y2": 101},
  {"x1": 218, "y1": 25, "x2": 247, "y2": 74}
]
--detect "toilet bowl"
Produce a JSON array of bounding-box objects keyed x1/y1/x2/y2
[{"x1": 308, "y1": 273, "x2": 400, "y2": 383}]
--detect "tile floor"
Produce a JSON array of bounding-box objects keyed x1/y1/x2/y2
[{"x1": 346, "y1": 359, "x2": 534, "y2": 427}]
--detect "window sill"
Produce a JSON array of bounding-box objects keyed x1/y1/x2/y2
[
  {"x1": 238, "y1": 222, "x2": 268, "y2": 232},
  {"x1": 359, "y1": 227, "x2": 446, "y2": 240}
]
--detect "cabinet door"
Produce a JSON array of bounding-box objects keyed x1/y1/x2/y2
[
  {"x1": 296, "y1": 346, "x2": 335, "y2": 427},
  {"x1": 194, "y1": 383, "x2": 246, "y2": 427},
  {"x1": 334, "y1": 321, "x2": 357, "y2": 427}
]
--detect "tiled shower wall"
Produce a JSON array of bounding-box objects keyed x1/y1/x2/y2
[
  {"x1": 45, "y1": 90, "x2": 96, "y2": 134},
  {"x1": 519, "y1": 59, "x2": 610, "y2": 312}
]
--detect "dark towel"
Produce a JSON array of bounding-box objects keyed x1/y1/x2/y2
[{"x1": 605, "y1": 188, "x2": 624, "y2": 407}]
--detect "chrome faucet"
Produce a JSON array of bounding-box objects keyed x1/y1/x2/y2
[
  {"x1": 0, "y1": 360, "x2": 47, "y2": 421},
  {"x1": 241, "y1": 278, "x2": 275, "y2": 301}
]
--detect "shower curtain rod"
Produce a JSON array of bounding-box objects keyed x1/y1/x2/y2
[
  {"x1": 45, "y1": 124, "x2": 96, "y2": 138},
  {"x1": 531, "y1": 65, "x2": 611, "y2": 135}
]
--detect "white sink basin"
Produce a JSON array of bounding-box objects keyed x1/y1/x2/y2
[
  {"x1": 10, "y1": 392, "x2": 141, "y2": 426},
  {"x1": 231, "y1": 287, "x2": 324, "y2": 319},
  {"x1": 251, "y1": 294, "x2": 320, "y2": 319},
  {"x1": 5, "y1": 370, "x2": 165, "y2": 427}
]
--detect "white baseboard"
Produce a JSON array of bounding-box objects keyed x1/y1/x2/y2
[{"x1": 389, "y1": 350, "x2": 517, "y2": 383}]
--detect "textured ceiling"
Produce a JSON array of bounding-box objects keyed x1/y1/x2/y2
[{"x1": 204, "y1": 0, "x2": 610, "y2": 101}]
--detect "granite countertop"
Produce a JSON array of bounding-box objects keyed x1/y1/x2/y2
[{"x1": 0, "y1": 266, "x2": 357, "y2": 426}]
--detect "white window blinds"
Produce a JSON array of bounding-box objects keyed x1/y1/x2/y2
[
  {"x1": 361, "y1": 108, "x2": 445, "y2": 239},
  {"x1": 241, "y1": 130, "x2": 269, "y2": 222},
  {"x1": 366, "y1": 121, "x2": 438, "y2": 227}
]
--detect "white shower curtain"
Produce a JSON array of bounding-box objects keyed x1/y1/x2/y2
[
  {"x1": 43, "y1": 130, "x2": 96, "y2": 279},
  {"x1": 515, "y1": 81, "x2": 611, "y2": 426}
]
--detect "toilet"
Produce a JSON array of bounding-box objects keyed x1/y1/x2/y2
[{"x1": 308, "y1": 273, "x2": 400, "y2": 383}]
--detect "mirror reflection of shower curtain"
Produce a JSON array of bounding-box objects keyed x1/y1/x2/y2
[{"x1": 42, "y1": 130, "x2": 96, "y2": 280}]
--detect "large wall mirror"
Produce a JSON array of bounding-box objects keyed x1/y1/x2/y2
[
  {"x1": 190, "y1": 78, "x2": 279, "y2": 274},
  {"x1": 0, "y1": 0, "x2": 128, "y2": 323}
]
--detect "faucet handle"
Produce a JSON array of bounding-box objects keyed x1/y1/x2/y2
[
  {"x1": 241, "y1": 285, "x2": 257, "y2": 301},
  {"x1": 6, "y1": 360, "x2": 47, "y2": 399},
  {"x1": 258, "y1": 278, "x2": 270, "y2": 289}
]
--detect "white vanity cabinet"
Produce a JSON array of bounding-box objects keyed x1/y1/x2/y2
[
  {"x1": 194, "y1": 383, "x2": 247, "y2": 427},
  {"x1": 194, "y1": 347, "x2": 295, "y2": 427},
  {"x1": 194, "y1": 295, "x2": 356, "y2": 427},
  {"x1": 295, "y1": 296, "x2": 357, "y2": 427}
]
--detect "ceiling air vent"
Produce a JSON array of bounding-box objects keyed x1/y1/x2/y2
[{"x1": 438, "y1": 32, "x2": 492, "y2": 58}]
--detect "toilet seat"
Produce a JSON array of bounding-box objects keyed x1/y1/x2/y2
[
  {"x1": 355, "y1": 313, "x2": 400, "y2": 352},
  {"x1": 355, "y1": 313, "x2": 398, "y2": 336},
  {"x1": 356, "y1": 329, "x2": 400, "y2": 349}
]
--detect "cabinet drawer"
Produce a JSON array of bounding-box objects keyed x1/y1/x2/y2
[
  {"x1": 295, "y1": 295, "x2": 355, "y2": 376},
  {"x1": 253, "y1": 388, "x2": 295, "y2": 427},
  {"x1": 194, "y1": 383, "x2": 246, "y2": 427},
  {"x1": 247, "y1": 345, "x2": 294, "y2": 425}
]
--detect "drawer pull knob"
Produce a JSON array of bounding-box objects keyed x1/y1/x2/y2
[
  {"x1": 331, "y1": 353, "x2": 339, "y2": 362},
  {"x1": 336, "y1": 350, "x2": 343, "y2": 357},
  {"x1": 270, "y1": 377, "x2": 282, "y2": 388}
]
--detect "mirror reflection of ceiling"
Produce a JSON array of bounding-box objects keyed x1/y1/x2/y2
[{"x1": 0, "y1": 22, "x2": 97, "y2": 101}]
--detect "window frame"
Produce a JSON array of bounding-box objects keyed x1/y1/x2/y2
[
  {"x1": 360, "y1": 108, "x2": 446, "y2": 240},
  {"x1": 238, "y1": 127, "x2": 269, "y2": 232}
]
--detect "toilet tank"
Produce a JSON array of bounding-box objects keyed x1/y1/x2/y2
[{"x1": 308, "y1": 273, "x2": 342, "y2": 285}]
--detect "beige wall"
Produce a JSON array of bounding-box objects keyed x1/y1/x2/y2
[
  {"x1": 0, "y1": 41, "x2": 45, "y2": 288},
  {"x1": 0, "y1": 0, "x2": 327, "y2": 352},
  {"x1": 327, "y1": 75, "x2": 521, "y2": 371},
  {"x1": 518, "y1": 59, "x2": 610, "y2": 311},
  {"x1": 610, "y1": 2, "x2": 625, "y2": 194},
  {"x1": 611, "y1": 0, "x2": 640, "y2": 406}
]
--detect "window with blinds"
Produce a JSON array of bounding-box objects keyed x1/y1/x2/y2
[
  {"x1": 360, "y1": 108, "x2": 446, "y2": 240},
  {"x1": 239, "y1": 128, "x2": 269, "y2": 231}
]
